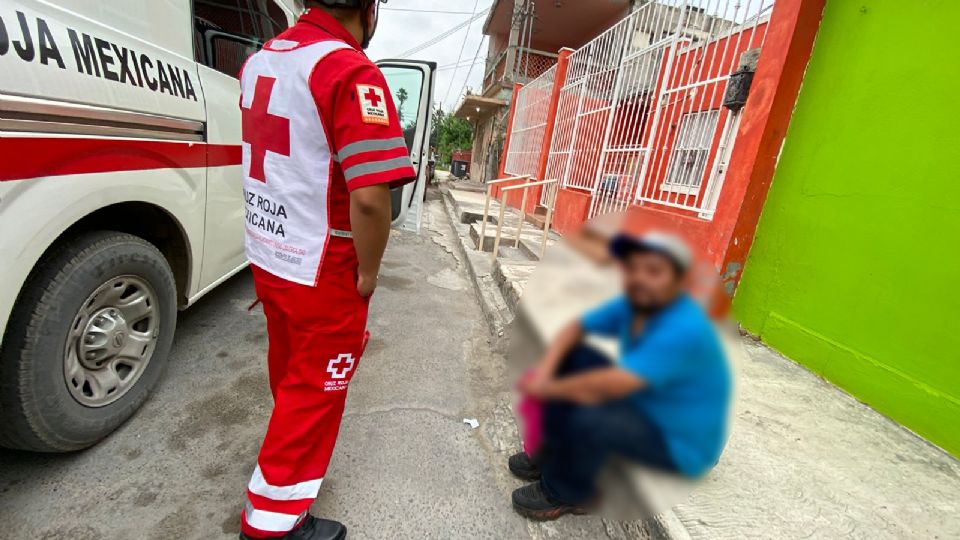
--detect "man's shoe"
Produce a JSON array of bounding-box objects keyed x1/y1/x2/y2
[
  {"x1": 511, "y1": 482, "x2": 590, "y2": 521},
  {"x1": 240, "y1": 515, "x2": 347, "y2": 540},
  {"x1": 508, "y1": 451, "x2": 541, "y2": 481}
]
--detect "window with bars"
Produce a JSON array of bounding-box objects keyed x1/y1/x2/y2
[{"x1": 662, "y1": 109, "x2": 720, "y2": 194}]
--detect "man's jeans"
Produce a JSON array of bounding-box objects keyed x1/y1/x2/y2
[{"x1": 540, "y1": 344, "x2": 676, "y2": 505}]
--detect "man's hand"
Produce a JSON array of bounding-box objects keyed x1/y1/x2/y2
[
  {"x1": 523, "y1": 360, "x2": 555, "y2": 396},
  {"x1": 518, "y1": 374, "x2": 549, "y2": 399},
  {"x1": 357, "y1": 271, "x2": 377, "y2": 298}
]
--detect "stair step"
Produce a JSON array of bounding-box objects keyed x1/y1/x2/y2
[{"x1": 525, "y1": 213, "x2": 547, "y2": 228}]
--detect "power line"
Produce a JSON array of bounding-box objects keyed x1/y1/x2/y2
[
  {"x1": 438, "y1": 57, "x2": 486, "y2": 68},
  {"x1": 442, "y1": 0, "x2": 482, "y2": 106},
  {"x1": 397, "y1": 8, "x2": 489, "y2": 58},
  {"x1": 381, "y1": 7, "x2": 476, "y2": 15},
  {"x1": 436, "y1": 59, "x2": 485, "y2": 72},
  {"x1": 398, "y1": 9, "x2": 488, "y2": 58}
]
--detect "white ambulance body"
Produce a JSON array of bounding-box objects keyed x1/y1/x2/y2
[{"x1": 0, "y1": 0, "x2": 435, "y2": 451}]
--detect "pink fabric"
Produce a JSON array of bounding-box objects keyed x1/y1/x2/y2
[{"x1": 517, "y1": 370, "x2": 544, "y2": 456}]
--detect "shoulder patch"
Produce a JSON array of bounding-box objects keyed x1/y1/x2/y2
[{"x1": 356, "y1": 84, "x2": 390, "y2": 126}]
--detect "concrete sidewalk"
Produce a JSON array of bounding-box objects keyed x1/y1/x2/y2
[{"x1": 441, "y1": 181, "x2": 960, "y2": 540}]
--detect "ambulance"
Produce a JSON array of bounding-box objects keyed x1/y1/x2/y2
[{"x1": 0, "y1": 0, "x2": 435, "y2": 451}]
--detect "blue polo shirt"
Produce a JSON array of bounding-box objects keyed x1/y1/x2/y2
[{"x1": 581, "y1": 294, "x2": 731, "y2": 477}]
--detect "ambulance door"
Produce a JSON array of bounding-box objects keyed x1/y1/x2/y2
[
  {"x1": 376, "y1": 60, "x2": 437, "y2": 233},
  {"x1": 192, "y1": 0, "x2": 295, "y2": 289}
]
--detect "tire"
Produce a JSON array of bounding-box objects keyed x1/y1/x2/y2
[{"x1": 0, "y1": 231, "x2": 177, "y2": 452}]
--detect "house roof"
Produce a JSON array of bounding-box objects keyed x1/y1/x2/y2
[
  {"x1": 483, "y1": 0, "x2": 631, "y2": 51},
  {"x1": 453, "y1": 94, "x2": 508, "y2": 121}
]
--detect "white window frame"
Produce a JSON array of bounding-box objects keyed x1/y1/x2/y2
[{"x1": 660, "y1": 109, "x2": 720, "y2": 195}]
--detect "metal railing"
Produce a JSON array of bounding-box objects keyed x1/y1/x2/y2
[
  {"x1": 482, "y1": 49, "x2": 510, "y2": 95},
  {"x1": 544, "y1": 19, "x2": 633, "y2": 193},
  {"x1": 616, "y1": 0, "x2": 773, "y2": 219},
  {"x1": 484, "y1": 0, "x2": 779, "y2": 262},
  {"x1": 503, "y1": 65, "x2": 558, "y2": 179},
  {"x1": 514, "y1": 47, "x2": 560, "y2": 83},
  {"x1": 483, "y1": 46, "x2": 559, "y2": 96},
  {"x1": 478, "y1": 175, "x2": 529, "y2": 254},
  {"x1": 476, "y1": 175, "x2": 558, "y2": 260},
  {"x1": 537, "y1": 0, "x2": 774, "y2": 219},
  {"x1": 489, "y1": 178, "x2": 560, "y2": 261}
]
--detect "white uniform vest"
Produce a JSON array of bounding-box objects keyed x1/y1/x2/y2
[{"x1": 240, "y1": 39, "x2": 352, "y2": 286}]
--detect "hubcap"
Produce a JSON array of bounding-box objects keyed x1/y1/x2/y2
[{"x1": 64, "y1": 276, "x2": 160, "y2": 407}]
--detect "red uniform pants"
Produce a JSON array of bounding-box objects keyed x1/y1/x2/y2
[{"x1": 241, "y1": 265, "x2": 369, "y2": 538}]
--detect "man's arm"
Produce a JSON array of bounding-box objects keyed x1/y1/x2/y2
[
  {"x1": 350, "y1": 183, "x2": 392, "y2": 298},
  {"x1": 537, "y1": 367, "x2": 646, "y2": 405},
  {"x1": 522, "y1": 296, "x2": 628, "y2": 395},
  {"x1": 532, "y1": 320, "x2": 583, "y2": 382}
]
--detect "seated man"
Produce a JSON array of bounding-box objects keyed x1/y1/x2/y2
[{"x1": 511, "y1": 231, "x2": 731, "y2": 520}]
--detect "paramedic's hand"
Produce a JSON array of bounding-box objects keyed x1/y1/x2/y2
[
  {"x1": 357, "y1": 271, "x2": 377, "y2": 298},
  {"x1": 350, "y1": 184, "x2": 391, "y2": 300}
]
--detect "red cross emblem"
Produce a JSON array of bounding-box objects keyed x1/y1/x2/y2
[
  {"x1": 363, "y1": 88, "x2": 383, "y2": 108},
  {"x1": 357, "y1": 84, "x2": 389, "y2": 126},
  {"x1": 242, "y1": 76, "x2": 290, "y2": 183},
  {"x1": 327, "y1": 353, "x2": 356, "y2": 380}
]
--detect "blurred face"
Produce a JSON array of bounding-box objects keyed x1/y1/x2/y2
[{"x1": 622, "y1": 250, "x2": 684, "y2": 313}]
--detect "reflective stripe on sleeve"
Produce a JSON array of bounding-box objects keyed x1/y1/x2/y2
[
  {"x1": 243, "y1": 502, "x2": 304, "y2": 532},
  {"x1": 248, "y1": 465, "x2": 324, "y2": 501},
  {"x1": 343, "y1": 156, "x2": 413, "y2": 183},
  {"x1": 337, "y1": 136, "x2": 408, "y2": 162}
]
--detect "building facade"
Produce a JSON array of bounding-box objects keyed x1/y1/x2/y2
[
  {"x1": 453, "y1": 0, "x2": 633, "y2": 182},
  {"x1": 491, "y1": 0, "x2": 959, "y2": 458}
]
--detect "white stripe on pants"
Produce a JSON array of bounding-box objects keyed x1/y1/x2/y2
[{"x1": 248, "y1": 465, "x2": 324, "y2": 500}]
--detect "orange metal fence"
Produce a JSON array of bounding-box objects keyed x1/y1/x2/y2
[{"x1": 500, "y1": 0, "x2": 776, "y2": 221}]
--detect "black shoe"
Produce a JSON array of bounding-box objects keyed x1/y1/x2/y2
[
  {"x1": 511, "y1": 482, "x2": 590, "y2": 521},
  {"x1": 240, "y1": 515, "x2": 347, "y2": 540},
  {"x1": 508, "y1": 451, "x2": 541, "y2": 481}
]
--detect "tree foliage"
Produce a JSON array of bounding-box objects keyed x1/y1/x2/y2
[
  {"x1": 431, "y1": 109, "x2": 473, "y2": 167},
  {"x1": 396, "y1": 87, "x2": 409, "y2": 124}
]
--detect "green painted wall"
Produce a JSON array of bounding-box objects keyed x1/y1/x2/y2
[{"x1": 733, "y1": 0, "x2": 960, "y2": 456}]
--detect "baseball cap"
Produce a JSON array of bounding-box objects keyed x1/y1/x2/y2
[{"x1": 610, "y1": 231, "x2": 693, "y2": 273}]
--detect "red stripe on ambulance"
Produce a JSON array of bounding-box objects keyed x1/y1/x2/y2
[{"x1": 0, "y1": 137, "x2": 241, "y2": 181}]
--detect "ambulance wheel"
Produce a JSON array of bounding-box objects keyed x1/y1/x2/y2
[{"x1": 0, "y1": 231, "x2": 177, "y2": 452}]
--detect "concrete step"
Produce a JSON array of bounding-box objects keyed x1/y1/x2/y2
[
  {"x1": 491, "y1": 259, "x2": 538, "y2": 313},
  {"x1": 444, "y1": 185, "x2": 520, "y2": 226},
  {"x1": 448, "y1": 179, "x2": 487, "y2": 193},
  {"x1": 524, "y1": 206, "x2": 549, "y2": 229},
  {"x1": 468, "y1": 222, "x2": 558, "y2": 261}
]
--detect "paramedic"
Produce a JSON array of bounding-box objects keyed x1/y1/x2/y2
[{"x1": 237, "y1": 1, "x2": 412, "y2": 538}]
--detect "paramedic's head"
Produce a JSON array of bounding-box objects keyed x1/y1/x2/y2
[
  {"x1": 309, "y1": 0, "x2": 384, "y2": 49},
  {"x1": 610, "y1": 231, "x2": 691, "y2": 314}
]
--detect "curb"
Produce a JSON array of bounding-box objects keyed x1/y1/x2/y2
[
  {"x1": 438, "y1": 183, "x2": 693, "y2": 540},
  {"x1": 438, "y1": 185, "x2": 513, "y2": 339},
  {"x1": 652, "y1": 511, "x2": 693, "y2": 540}
]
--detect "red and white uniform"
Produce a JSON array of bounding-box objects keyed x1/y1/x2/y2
[{"x1": 238, "y1": 9, "x2": 414, "y2": 538}]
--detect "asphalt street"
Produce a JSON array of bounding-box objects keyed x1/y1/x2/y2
[{"x1": 0, "y1": 193, "x2": 651, "y2": 540}]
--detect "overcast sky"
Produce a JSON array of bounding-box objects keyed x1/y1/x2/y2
[{"x1": 365, "y1": 0, "x2": 496, "y2": 114}]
